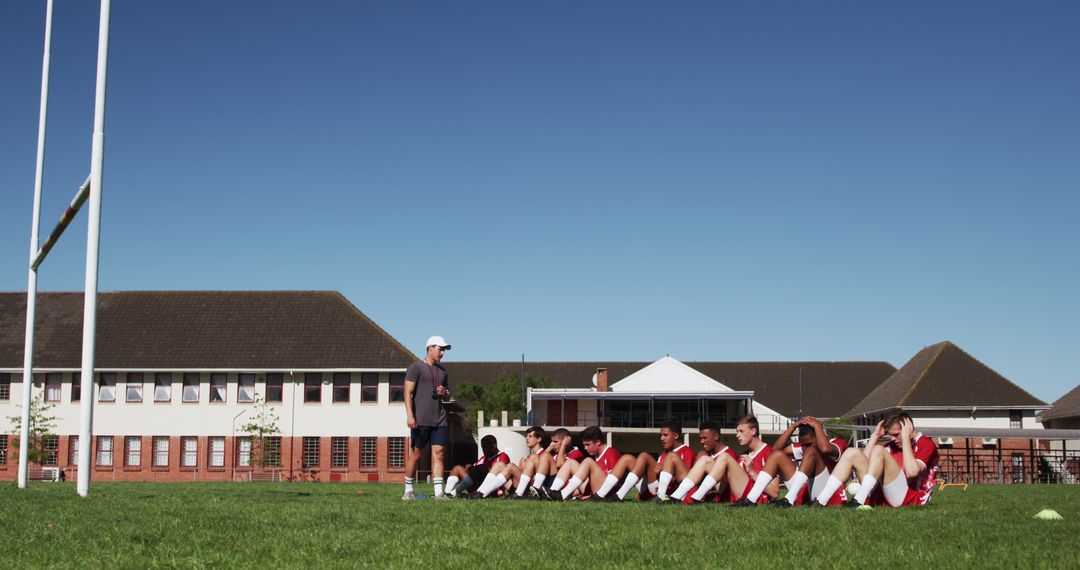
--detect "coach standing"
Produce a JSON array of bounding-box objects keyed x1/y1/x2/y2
[{"x1": 402, "y1": 335, "x2": 452, "y2": 500}]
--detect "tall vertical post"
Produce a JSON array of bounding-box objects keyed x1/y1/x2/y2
[
  {"x1": 77, "y1": 0, "x2": 112, "y2": 497},
  {"x1": 18, "y1": 0, "x2": 55, "y2": 490}
]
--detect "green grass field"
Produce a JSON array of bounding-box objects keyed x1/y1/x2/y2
[{"x1": 1, "y1": 482, "x2": 1077, "y2": 568}]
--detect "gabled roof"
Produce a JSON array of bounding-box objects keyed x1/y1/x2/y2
[
  {"x1": 0, "y1": 291, "x2": 416, "y2": 370},
  {"x1": 447, "y1": 360, "x2": 896, "y2": 419},
  {"x1": 610, "y1": 356, "x2": 732, "y2": 393},
  {"x1": 1040, "y1": 384, "x2": 1080, "y2": 422},
  {"x1": 845, "y1": 341, "x2": 1047, "y2": 417}
]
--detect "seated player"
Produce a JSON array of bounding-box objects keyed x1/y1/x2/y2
[
  {"x1": 496, "y1": 426, "x2": 548, "y2": 499},
  {"x1": 546, "y1": 426, "x2": 628, "y2": 501},
  {"x1": 682, "y1": 415, "x2": 772, "y2": 504},
  {"x1": 445, "y1": 435, "x2": 509, "y2": 498},
  {"x1": 666, "y1": 420, "x2": 738, "y2": 503},
  {"x1": 611, "y1": 419, "x2": 698, "y2": 501},
  {"x1": 731, "y1": 415, "x2": 847, "y2": 507},
  {"x1": 813, "y1": 411, "x2": 938, "y2": 508}
]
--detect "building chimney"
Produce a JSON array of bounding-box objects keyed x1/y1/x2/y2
[{"x1": 596, "y1": 368, "x2": 608, "y2": 392}]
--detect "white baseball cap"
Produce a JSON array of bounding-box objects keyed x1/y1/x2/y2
[{"x1": 426, "y1": 336, "x2": 451, "y2": 350}]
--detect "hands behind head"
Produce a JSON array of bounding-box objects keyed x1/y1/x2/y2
[
  {"x1": 900, "y1": 418, "x2": 915, "y2": 441},
  {"x1": 872, "y1": 421, "x2": 886, "y2": 439}
]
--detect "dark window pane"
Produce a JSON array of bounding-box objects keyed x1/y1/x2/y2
[
  {"x1": 389, "y1": 373, "x2": 405, "y2": 403},
  {"x1": 332, "y1": 373, "x2": 350, "y2": 403},
  {"x1": 265, "y1": 373, "x2": 283, "y2": 403},
  {"x1": 304, "y1": 373, "x2": 322, "y2": 403},
  {"x1": 361, "y1": 373, "x2": 378, "y2": 403}
]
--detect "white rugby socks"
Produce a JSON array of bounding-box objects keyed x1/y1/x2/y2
[
  {"x1": 745, "y1": 473, "x2": 773, "y2": 503},
  {"x1": 853, "y1": 475, "x2": 877, "y2": 505},
  {"x1": 816, "y1": 476, "x2": 845, "y2": 506},
  {"x1": 616, "y1": 473, "x2": 641, "y2": 500}
]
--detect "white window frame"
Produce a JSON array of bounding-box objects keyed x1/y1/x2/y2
[
  {"x1": 183, "y1": 374, "x2": 200, "y2": 403},
  {"x1": 155, "y1": 374, "x2": 172, "y2": 402},
  {"x1": 96, "y1": 436, "x2": 114, "y2": 467},
  {"x1": 98, "y1": 372, "x2": 117, "y2": 402}
]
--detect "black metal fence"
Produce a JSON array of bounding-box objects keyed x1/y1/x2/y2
[{"x1": 937, "y1": 448, "x2": 1079, "y2": 484}]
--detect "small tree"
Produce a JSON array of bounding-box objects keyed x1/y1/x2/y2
[
  {"x1": 8, "y1": 393, "x2": 59, "y2": 466},
  {"x1": 457, "y1": 372, "x2": 553, "y2": 432},
  {"x1": 239, "y1": 398, "x2": 281, "y2": 469}
]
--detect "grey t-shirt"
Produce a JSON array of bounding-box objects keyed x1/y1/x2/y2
[{"x1": 405, "y1": 360, "x2": 448, "y2": 427}]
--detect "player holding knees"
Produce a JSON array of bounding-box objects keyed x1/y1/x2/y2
[{"x1": 612, "y1": 419, "x2": 697, "y2": 502}]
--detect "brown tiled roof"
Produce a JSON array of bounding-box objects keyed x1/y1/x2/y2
[
  {"x1": 0, "y1": 291, "x2": 416, "y2": 369},
  {"x1": 446, "y1": 360, "x2": 896, "y2": 419},
  {"x1": 1040, "y1": 384, "x2": 1080, "y2": 422},
  {"x1": 845, "y1": 341, "x2": 1047, "y2": 417}
]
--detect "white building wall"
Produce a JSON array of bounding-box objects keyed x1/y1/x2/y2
[{"x1": 1, "y1": 371, "x2": 409, "y2": 438}]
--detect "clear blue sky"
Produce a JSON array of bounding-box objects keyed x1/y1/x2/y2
[{"x1": 2, "y1": 1, "x2": 1077, "y2": 403}]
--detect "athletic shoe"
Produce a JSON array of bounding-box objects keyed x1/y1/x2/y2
[
  {"x1": 505, "y1": 492, "x2": 526, "y2": 501},
  {"x1": 730, "y1": 498, "x2": 757, "y2": 508},
  {"x1": 468, "y1": 491, "x2": 486, "y2": 500},
  {"x1": 841, "y1": 500, "x2": 863, "y2": 508},
  {"x1": 545, "y1": 488, "x2": 565, "y2": 501},
  {"x1": 584, "y1": 494, "x2": 608, "y2": 502},
  {"x1": 527, "y1": 487, "x2": 542, "y2": 500},
  {"x1": 769, "y1": 499, "x2": 793, "y2": 508},
  {"x1": 651, "y1": 496, "x2": 676, "y2": 505},
  {"x1": 432, "y1": 494, "x2": 451, "y2": 500},
  {"x1": 401, "y1": 491, "x2": 417, "y2": 501}
]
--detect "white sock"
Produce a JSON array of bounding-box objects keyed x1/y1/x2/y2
[
  {"x1": 532, "y1": 474, "x2": 546, "y2": 488},
  {"x1": 483, "y1": 474, "x2": 508, "y2": 497},
  {"x1": 550, "y1": 477, "x2": 566, "y2": 492},
  {"x1": 515, "y1": 474, "x2": 532, "y2": 496},
  {"x1": 561, "y1": 476, "x2": 583, "y2": 499},
  {"x1": 691, "y1": 475, "x2": 718, "y2": 501},
  {"x1": 745, "y1": 472, "x2": 773, "y2": 503},
  {"x1": 854, "y1": 474, "x2": 877, "y2": 505},
  {"x1": 616, "y1": 472, "x2": 640, "y2": 500},
  {"x1": 596, "y1": 473, "x2": 620, "y2": 498},
  {"x1": 783, "y1": 471, "x2": 809, "y2": 504},
  {"x1": 404, "y1": 477, "x2": 415, "y2": 494},
  {"x1": 647, "y1": 480, "x2": 660, "y2": 495},
  {"x1": 445, "y1": 476, "x2": 460, "y2": 496},
  {"x1": 657, "y1": 472, "x2": 674, "y2": 499},
  {"x1": 433, "y1": 478, "x2": 444, "y2": 497},
  {"x1": 670, "y1": 478, "x2": 696, "y2": 501},
  {"x1": 816, "y1": 476, "x2": 845, "y2": 506}
]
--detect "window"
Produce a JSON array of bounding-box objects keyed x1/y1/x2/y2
[
  {"x1": 238, "y1": 373, "x2": 255, "y2": 403},
  {"x1": 0, "y1": 435, "x2": 7, "y2": 465},
  {"x1": 68, "y1": 436, "x2": 79, "y2": 466},
  {"x1": 236, "y1": 437, "x2": 252, "y2": 468},
  {"x1": 183, "y1": 373, "x2": 200, "y2": 403},
  {"x1": 98, "y1": 373, "x2": 116, "y2": 402},
  {"x1": 303, "y1": 437, "x2": 320, "y2": 468},
  {"x1": 125, "y1": 436, "x2": 141, "y2": 467},
  {"x1": 96, "y1": 436, "x2": 114, "y2": 466},
  {"x1": 1010, "y1": 410, "x2": 1022, "y2": 430},
  {"x1": 333, "y1": 373, "x2": 350, "y2": 403},
  {"x1": 155, "y1": 373, "x2": 172, "y2": 402},
  {"x1": 332, "y1": 437, "x2": 348, "y2": 467},
  {"x1": 265, "y1": 373, "x2": 283, "y2": 403},
  {"x1": 265, "y1": 437, "x2": 282, "y2": 467},
  {"x1": 126, "y1": 373, "x2": 144, "y2": 402},
  {"x1": 1, "y1": 372, "x2": 11, "y2": 400},
  {"x1": 210, "y1": 373, "x2": 227, "y2": 403},
  {"x1": 181, "y1": 437, "x2": 198, "y2": 467},
  {"x1": 208, "y1": 437, "x2": 225, "y2": 468},
  {"x1": 360, "y1": 437, "x2": 377, "y2": 468},
  {"x1": 46, "y1": 372, "x2": 62, "y2": 402},
  {"x1": 1011, "y1": 453, "x2": 1025, "y2": 483},
  {"x1": 42, "y1": 435, "x2": 58, "y2": 466},
  {"x1": 389, "y1": 373, "x2": 405, "y2": 403},
  {"x1": 304, "y1": 373, "x2": 322, "y2": 403},
  {"x1": 388, "y1": 437, "x2": 405, "y2": 468},
  {"x1": 361, "y1": 373, "x2": 378, "y2": 403},
  {"x1": 72, "y1": 372, "x2": 81, "y2": 402},
  {"x1": 153, "y1": 437, "x2": 169, "y2": 467}
]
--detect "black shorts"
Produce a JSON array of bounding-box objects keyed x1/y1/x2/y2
[{"x1": 411, "y1": 425, "x2": 449, "y2": 449}]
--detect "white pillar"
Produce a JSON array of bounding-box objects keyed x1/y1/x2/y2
[
  {"x1": 18, "y1": 0, "x2": 55, "y2": 490},
  {"x1": 77, "y1": 0, "x2": 112, "y2": 497}
]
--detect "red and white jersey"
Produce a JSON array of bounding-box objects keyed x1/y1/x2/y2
[
  {"x1": 566, "y1": 447, "x2": 585, "y2": 463},
  {"x1": 658, "y1": 444, "x2": 697, "y2": 470},
  {"x1": 475, "y1": 451, "x2": 510, "y2": 467},
  {"x1": 711, "y1": 446, "x2": 738, "y2": 461},
  {"x1": 741, "y1": 443, "x2": 772, "y2": 475},
  {"x1": 593, "y1": 445, "x2": 621, "y2": 473},
  {"x1": 885, "y1": 434, "x2": 939, "y2": 506},
  {"x1": 792, "y1": 437, "x2": 848, "y2": 472}
]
